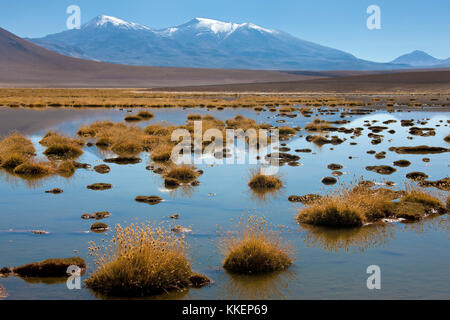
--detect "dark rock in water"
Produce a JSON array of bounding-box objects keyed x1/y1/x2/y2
[
  {"x1": 393, "y1": 159, "x2": 411, "y2": 167},
  {"x1": 327, "y1": 163, "x2": 343, "y2": 170},
  {"x1": 31, "y1": 230, "x2": 49, "y2": 235},
  {"x1": 81, "y1": 211, "x2": 111, "y2": 220},
  {"x1": 406, "y1": 171, "x2": 429, "y2": 181},
  {"x1": 389, "y1": 146, "x2": 449, "y2": 154},
  {"x1": 409, "y1": 127, "x2": 436, "y2": 137},
  {"x1": 45, "y1": 188, "x2": 63, "y2": 194},
  {"x1": 321, "y1": 177, "x2": 337, "y2": 185},
  {"x1": 153, "y1": 167, "x2": 165, "y2": 174},
  {"x1": 189, "y1": 273, "x2": 211, "y2": 288},
  {"x1": 422, "y1": 158, "x2": 430, "y2": 163},
  {"x1": 135, "y1": 195, "x2": 163, "y2": 205},
  {"x1": 93, "y1": 164, "x2": 110, "y2": 174},
  {"x1": 366, "y1": 165, "x2": 397, "y2": 175},
  {"x1": 332, "y1": 171, "x2": 343, "y2": 177},
  {"x1": 419, "y1": 177, "x2": 450, "y2": 191},
  {"x1": 265, "y1": 152, "x2": 300, "y2": 165},
  {"x1": 13, "y1": 257, "x2": 86, "y2": 277},
  {"x1": 104, "y1": 157, "x2": 141, "y2": 165},
  {"x1": 164, "y1": 178, "x2": 180, "y2": 188},
  {"x1": 169, "y1": 213, "x2": 179, "y2": 219},
  {"x1": 0, "y1": 267, "x2": 11, "y2": 276},
  {"x1": 375, "y1": 152, "x2": 386, "y2": 159},
  {"x1": 87, "y1": 183, "x2": 112, "y2": 191},
  {"x1": 73, "y1": 162, "x2": 91, "y2": 169},
  {"x1": 171, "y1": 225, "x2": 192, "y2": 233},
  {"x1": 288, "y1": 194, "x2": 322, "y2": 204},
  {"x1": 90, "y1": 222, "x2": 109, "y2": 233},
  {"x1": 359, "y1": 180, "x2": 376, "y2": 187},
  {"x1": 295, "y1": 148, "x2": 312, "y2": 153}
]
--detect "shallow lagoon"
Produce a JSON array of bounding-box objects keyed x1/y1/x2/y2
[{"x1": 0, "y1": 106, "x2": 449, "y2": 299}]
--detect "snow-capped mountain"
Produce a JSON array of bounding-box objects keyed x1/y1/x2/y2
[
  {"x1": 28, "y1": 15, "x2": 406, "y2": 70},
  {"x1": 82, "y1": 15, "x2": 152, "y2": 31}
]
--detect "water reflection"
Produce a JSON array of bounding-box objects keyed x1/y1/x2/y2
[
  {"x1": 301, "y1": 223, "x2": 396, "y2": 253},
  {"x1": 219, "y1": 270, "x2": 296, "y2": 299}
]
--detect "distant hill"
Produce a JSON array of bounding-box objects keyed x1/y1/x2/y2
[
  {"x1": 0, "y1": 27, "x2": 321, "y2": 87},
  {"x1": 391, "y1": 50, "x2": 448, "y2": 67},
  {"x1": 29, "y1": 15, "x2": 405, "y2": 71}
]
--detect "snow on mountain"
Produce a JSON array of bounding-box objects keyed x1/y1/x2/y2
[
  {"x1": 83, "y1": 15, "x2": 152, "y2": 31},
  {"x1": 28, "y1": 15, "x2": 409, "y2": 70}
]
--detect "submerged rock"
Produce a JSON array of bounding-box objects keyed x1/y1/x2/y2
[
  {"x1": 90, "y1": 222, "x2": 109, "y2": 233},
  {"x1": 104, "y1": 157, "x2": 141, "y2": 165},
  {"x1": 31, "y1": 230, "x2": 49, "y2": 235},
  {"x1": 288, "y1": 194, "x2": 322, "y2": 204},
  {"x1": 93, "y1": 164, "x2": 110, "y2": 174},
  {"x1": 189, "y1": 273, "x2": 211, "y2": 288},
  {"x1": 393, "y1": 159, "x2": 411, "y2": 167},
  {"x1": 81, "y1": 211, "x2": 111, "y2": 220},
  {"x1": 87, "y1": 183, "x2": 112, "y2": 191},
  {"x1": 366, "y1": 165, "x2": 397, "y2": 175},
  {"x1": 135, "y1": 195, "x2": 163, "y2": 205},
  {"x1": 327, "y1": 163, "x2": 343, "y2": 170},
  {"x1": 45, "y1": 188, "x2": 63, "y2": 194},
  {"x1": 13, "y1": 257, "x2": 86, "y2": 277},
  {"x1": 389, "y1": 146, "x2": 449, "y2": 154},
  {"x1": 321, "y1": 177, "x2": 337, "y2": 185},
  {"x1": 406, "y1": 172, "x2": 429, "y2": 181},
  {"x1": 171, "y1": 225, "x2": 192, "y2": 233}
]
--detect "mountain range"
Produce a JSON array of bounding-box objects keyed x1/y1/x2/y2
[{"x1": 28, "y1": 15, "x2": 449, "y2": 71}]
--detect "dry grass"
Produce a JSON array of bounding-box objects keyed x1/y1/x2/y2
[
  {"x1": 0, "y1": 89, "x2": 361, "y2": 109},
  {"x1": 220, "y1": 215, "x2": 293, "y2": 274},
  {"x1": 13, "y1": 161, "x2": 51, "y2": 178},
  {"x1": 305, "y1": 118, "x2": 336, "y2": 132},
  {"x1": 248, "y1": 170, "x2": 283, "y2": 192},
  {"x1": 151, "y1": 144, "x2": 174, "y2": 162},
  {"x1": 0, "y1": 133, "x2": 35, "y2": 168},
  {"x1": 85, "y1": 222, "x2": 207, "y2": 297},
  {"x1": 296, "y1": 183, "x2": 446, "y2": 228},
  {"x1": 40, "y1": 132, "x2": 84, "y2": 160},
  {"x1": 164, "y1": 165, "x2": 199, "y2": 184}
]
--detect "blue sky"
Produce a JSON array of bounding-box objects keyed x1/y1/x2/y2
[{"x1": 1, "y1": 0, "x2": 449, "y2": 62}]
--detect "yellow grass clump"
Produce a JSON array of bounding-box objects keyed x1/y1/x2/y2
[
  {"x1": 13, "y1": 161, "x2": 51, "y2": 178},
  {"x1": 297, "y1": 183, "x2": 447, "y2": 228},
  {"x1": 164, "y1": 165, "x2": 199, "y2": 184},
  {"x1": 85, "y1": 223, "x2": 209, "y2": 297},
  {"x1": 0, "y1": 133, "x2": 35, "y2": 168},
  {"x1": 40, "y1": 131, "x2": 84, "y2": 160},
  {"x1": 248, "y1": 170, "x2": 283, "y2": 192},
  {"x1": 220, "y1": 215, "x2": 293, "y2": 274}
]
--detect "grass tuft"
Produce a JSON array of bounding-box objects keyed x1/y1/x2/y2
[
  {"x1": 85, "y1": 223, "x2": 207, "y2": 297},
  {"x1": 220, "y1": 215, "x2": 293, "y2": 274}
]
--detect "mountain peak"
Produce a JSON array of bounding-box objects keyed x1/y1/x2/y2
[
  {"x1": 83, "y1": 15, "x2": 151, "y2": 30},
  {"x1": 164, "y1": 17, "x2": 278, "y2": 36},
  {"x1": 391, "y1": 50, "x2": 441, "y2": 66}
]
